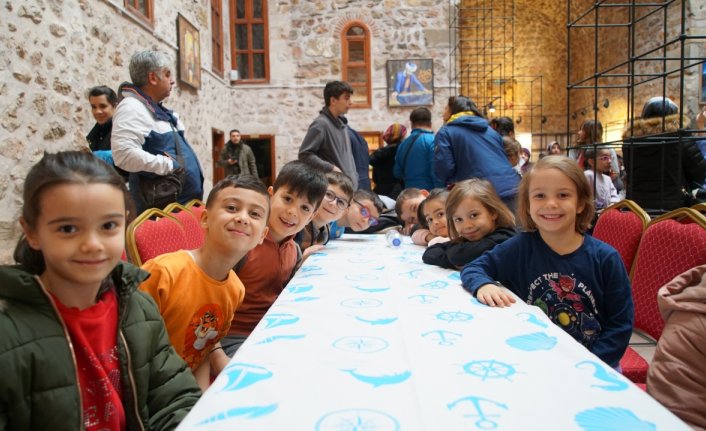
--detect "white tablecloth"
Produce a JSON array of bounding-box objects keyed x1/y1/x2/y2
[{"x1": 178, "y1": 234, "x2": 687, "y2": 430}]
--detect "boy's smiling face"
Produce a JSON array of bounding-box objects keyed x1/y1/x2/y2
[
  {"x1": 400, "y1": 195, "x2": 426, "y2": 227},
  {"x1": 268, "y1": 186, "x2": 317, "y2": 242},
  {"x1": 314, "y1": 183, "x2": 351, "y2": 225},
  {"x1": 203, "y1": 186, "x2": 269, "y2": 256}
]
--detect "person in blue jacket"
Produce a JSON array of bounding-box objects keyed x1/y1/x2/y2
[{"x1": 434, "y1": 96, "x2": 519, "y2": 212}]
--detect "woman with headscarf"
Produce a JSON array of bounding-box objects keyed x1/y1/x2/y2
[{"x1": 370, "y1": 122, "x2": 406, "y2": 199}]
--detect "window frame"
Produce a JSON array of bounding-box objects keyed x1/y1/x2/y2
[
  {"x1": 229, "y1": 0, "x2": 270, "y2": 84},
  {"x1": 341, "y1": 21, "x2": 372, "y2": 109},
  {"x1": 211, "y1": 0, "x2": 224, "y2": 76},
  {"x1": 124, "y1": 0, "x2": 153, "y2": 26}
]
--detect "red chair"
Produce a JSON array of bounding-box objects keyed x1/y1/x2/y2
[
  {"x1": 592, "y1": 200, "x2": 649, "y2": 277},
  {"x1": 164, "y1": 202, "x2": 205, "y2": 249},
  {"x1": 619, "y1": 208, "x2": 706, "y2": 383},
  {"x1": 186, "y1": 198, "x2": 206, "y2": 221},
  {"x1": 126, "y1": 208, "x2": 188, "y2": 266}
]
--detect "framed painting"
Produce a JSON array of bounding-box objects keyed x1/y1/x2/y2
[
  {"x1": 177, "y1": 14, "x2": 201, "y2": 90},
  {"x1": 386, "y1": 58, "x2": 434, "y2": 107}
]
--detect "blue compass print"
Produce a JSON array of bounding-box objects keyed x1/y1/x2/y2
[
  {"x1": 333, "y1": 336, "x2": 389, "y2": 353},
  {"x1": 315, "y1": 408, "x2": 400, "y2": 431}
]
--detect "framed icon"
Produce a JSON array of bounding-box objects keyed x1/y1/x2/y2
[
  {"x1": 386, "y1": 59, "x2": 434, "y2": 107},
  {"x1": 177, "y1": 14, "x2": 201, "y2": 90}
]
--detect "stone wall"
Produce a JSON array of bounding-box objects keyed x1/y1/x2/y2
[{"x1": 0, "y1": 0, "x2": 453, "y2": 263}]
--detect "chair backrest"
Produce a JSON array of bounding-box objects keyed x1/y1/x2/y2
[
  {"x1": 630, "y1": 208, "x2": 706, "y2": 340},
  {"x1": 126, "y1": 208, "x2": 188, "y2": 266},
  {"x1": 691, "y1": 202, "x2": 706, "y2": 215},
  {"x1": 164, "y1": 202, "x2": 205, "y2": 249},
  {"x1": 592, "y1": 199, "x2": 650, "y2": 277}
]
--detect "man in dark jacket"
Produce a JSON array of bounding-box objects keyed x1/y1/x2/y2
[{"x1": 298, "y1": 81, "x2": 358, "y2": 189}]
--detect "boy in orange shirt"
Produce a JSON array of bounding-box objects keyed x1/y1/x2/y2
[
  {"x1": 139, "y1": 175, "x2": 269, "y2": 389},
  {"x1": 222, "y1": 161, "x2": 328, "y2": 356}
]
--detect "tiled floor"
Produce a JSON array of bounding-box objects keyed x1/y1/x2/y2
[{"x1": 629, "y1": 331, "x2": 657, "y2": 363}]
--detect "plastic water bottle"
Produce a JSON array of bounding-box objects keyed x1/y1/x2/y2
[{"x1": 385, "y1": 230, "x2": 402, "y2": 247}]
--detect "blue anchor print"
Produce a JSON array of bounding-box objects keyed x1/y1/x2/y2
[
  {"x1": 420, "y1": 280, "x2": 449, "y2": 290},
  {"x1": 354, "y1": 316, "x2": 398, "y2": 325},
  {"x1": 219, "y1": 363, "x2": 273, "y2": 391},
  {"x1": 516, "y1": 312, "x2": 549, "y2": 328},
  {"x1": 422, "y1": 330, "x2": 463, "y2": 346},
  {"x1": 195, "y1": 404, "x2": 278, "y2": 425},
  {"x1": 340, "y1": 369, "x2": 412, "y2": 388},
  {"x1": 254, "y1": 334, "x2": 306, "y2": 345},
  {"x1": 398, "y1": 269, "x2": 423, "y2": 279},
  {"x1": 436, "y1": 310, "x2": 473, "y2": 323},
  {"x1": 448, "y1": 396, "x2": 508, "y2": 430},
  {"x1": 408, "y1": 294, "x2": 439, "y2": 304},
  {"x1": 575, "y1": 361, "x2": 629, "y2": 391},
  {"x1": 262, "y1": 313, "x2": 299, "y2": 329}
]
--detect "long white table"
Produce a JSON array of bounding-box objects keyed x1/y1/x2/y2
[{"x1": 178, "y1": 234, "x2": 688, "y2": 430}]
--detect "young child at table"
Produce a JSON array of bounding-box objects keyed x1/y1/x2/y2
[
  {"x1": 583, "y1": 147, "x2": 619, "y2": 210},
  {"x1": 423, "y1": 179, "x2": 516, "y2": 269},
  {"x1": 0, "y1": 151, "x2": 200, "y2": 430},
  {"x1": 415, "y1": 188, "x2": 451, "y2": 246},
  {"x1": 460, "y1": 156, "x2": 634, "y2": 369},
  {"x1": 139, "y1": 175, "x2": 270, "y2": 390},
  {"x1": 329, "y1": 189, "x2": 385, "y2": 238},
  {"x1": 395, "y1": 187, "x2": 429, "y2": 236},
  {"x1": 221, "y1": 161, "x2": 328, "y2": 356},
  {"x1": 295, "y1": 171, "x2": 354, "y2": 259}
]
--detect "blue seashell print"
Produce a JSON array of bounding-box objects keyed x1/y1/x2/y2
[
  {"x1": 287, "y1": 284, "x2": 314, "y2": 294},
  {"x1": 254, "y1": 334, "x2": 305, "y2": 345},
  {"x1": 575, "y1": 407, "x2": 656, "y2": 431},
  {"x1": 341, "y1": 368, "x2": 412, "y2": 387},
  {"x1": 262, "y1": 313, "x2": 299, "y2": 329},
  {"x1": 575, "y1": 361, "x2": 628, "y2": 392},
  {"x1": 219, "y1": 363, "x2": 273, "y2": 391},
  {"x1": 195, "y1": 404, "x2": 278, "y2": 425},
  {"x1": 505, "y1": 332, "x2": 557, "y2": 351}
]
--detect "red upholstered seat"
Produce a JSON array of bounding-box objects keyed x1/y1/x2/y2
[
  {"x1": 620, "y1": 347, "x2": 649, "y2": 383},
  {"x1": 164, "y1": 202, "x2": 205, "y2": 249},
  {"x1": 593, "y1": 200, "x2": 649, "y2": 276},
  {"x1": 619, "y1": 208, "x2": 706, "y2": 383},
  {"x1": 126, "y1": 208, "x2": 188, "y2": 266}
]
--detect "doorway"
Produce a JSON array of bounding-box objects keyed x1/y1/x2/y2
[
  {"x1": 242, "y1": 134, "x2": 276, "y2": 187},
  {"x1": 211, "y1": 128, "x2": 225, "y2": 184}
]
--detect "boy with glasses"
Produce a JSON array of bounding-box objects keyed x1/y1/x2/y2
[
  {"x1": 330, "y1": 189, "x2": 385, "y2": 237},
  {"x1": 584, "y1": 147, "x2": 619, "y2": 210},
  {"x1": 295, "y1": 171, "x2": 355, "y2": 258}
]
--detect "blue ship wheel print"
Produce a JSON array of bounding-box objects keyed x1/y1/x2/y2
[
  {"x1": 315, "y1": 408, "x2": 400, "y2": 431},
  {"x1": 341, "y1": 298, "x2": 383, "y2": 309},
  {"x1": 436, "y1": 310, "x2": 473, "y2": 323},
  {"x1": 463, "y1": 359, "x2": 517, "y2": 381},
  {"x1": 333, "y1": 336, "x2": 389, "y2": 353}
]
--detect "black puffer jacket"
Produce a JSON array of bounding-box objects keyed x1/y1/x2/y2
[
  {"x1": 0, "y1": 262, "x2": 201, "y2": 430},
  {"x1": 622, "y1": 114, "x2": 706, "y2": 211}
]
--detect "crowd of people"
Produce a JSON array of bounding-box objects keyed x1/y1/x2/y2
[{"x1": 1, "y1": 48, "x2": 705, "y2": 430}]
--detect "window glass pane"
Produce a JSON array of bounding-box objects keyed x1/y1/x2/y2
[
  {"x1": 351, "y1": 89, "x2": 368, "y2": 105},
  {"x1": 347, "y1": 67, "x2": 366, "y2": 84},
  {"x1": 237, "y1": 54, "x2": 249, "y2": 79},
  {"x1": 236, "y1": 24, "x2": 248, "y2": 50},
  {"x1": 253, "y1": 53, "x2": 265, "y2": 79},
  {"x1": 348, "y1": 41, "x2": 364, "y2": 63},
  {"x1": 347, "y1": 26, "x2": 364, "y2": 36},
  {"x1": 253, "y1": 0, "x2": 262, "y2": 18},
  {"x1": 252, "y1": 24, "x2": 264, "y2": 49},
  {"x1": 236, "y1": 0, "x2": 245, "y2": 19}
]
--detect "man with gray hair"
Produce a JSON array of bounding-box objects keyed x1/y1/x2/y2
[{"x1": 112, "y1": 50, "x2": 203, "y2": 211}]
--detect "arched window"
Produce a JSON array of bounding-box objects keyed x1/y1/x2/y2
[{"x1": 342, "y1": 22, "x2": 371, "y2": 108}]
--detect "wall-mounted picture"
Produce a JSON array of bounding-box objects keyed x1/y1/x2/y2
[
  {"x1": 387, "y1": 59, "x2": 433, "y2": 107},
  {"x1": 701, "y1": 62, "x2": 706, "y2": 105},
  {"x1": 177, "y1": 14, "x2": 201, "y2": 90}
]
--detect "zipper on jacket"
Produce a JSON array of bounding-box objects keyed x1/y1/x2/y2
[
  {"x1": 120, "y1": 330, "x2": 146, "y2": 431},
  {"x1": 35, "y1": 276, "x2": 85, "y2": 431}
]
